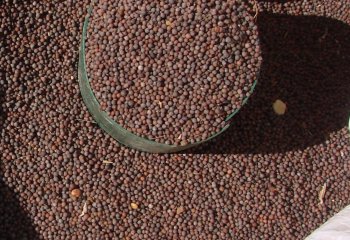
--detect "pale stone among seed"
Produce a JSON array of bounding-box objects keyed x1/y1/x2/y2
[{"x1": 273, "y1": 99, "x2": 287, "y2": 115}]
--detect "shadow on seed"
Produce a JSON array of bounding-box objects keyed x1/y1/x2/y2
[
  {"x1": 188, "y1": 13, "x2": 350, "y2": 154},
  {"x1": 0, "y1": 45, "x2": 40, "y2": 240}
]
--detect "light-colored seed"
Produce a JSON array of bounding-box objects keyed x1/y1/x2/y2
[
  {"x1": 273, "y1": 99, "x2": 287, "y2": 115},
  {"x1": 71, "y1": 188, "x2": 82, "y2": 198},
  {"x1": 131, "y1": 202, "x2": 138, "y2": 209}
]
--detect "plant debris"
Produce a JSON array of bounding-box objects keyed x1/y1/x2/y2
[
  {"x1": 79, "y1": 201, "x2": 88, "y2": 217},
  {"x1": 319, "y1": 182, "x2": 327, "y2": 206},
  {"x1": 176, "y1": 206, "x2": 185, "y2": 215}
]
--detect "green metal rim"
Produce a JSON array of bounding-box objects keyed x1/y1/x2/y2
[{"x1": 77, "y1": 6, "x2": 258, "y2": 153}]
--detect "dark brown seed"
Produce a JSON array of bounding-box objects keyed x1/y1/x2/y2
[
  {"x1": 0, "y1": 1, "x2": 349, "y2": 240},
  {"x1": 86, "y1": 0, "x2": 262, "y2": 145}
]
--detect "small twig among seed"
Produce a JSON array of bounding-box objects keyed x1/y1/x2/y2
[
  {"x1": 318, "y1": 182, "x2": 327, "y2": 206},
  {"x1": 14, "y1": 155, "x2": 32, "y2": 161},
  {"x1": 253, "y1": 0, "x2": 259, "y2": 21},
  {"x1": 102, "y1": 160, "x2": 114, "y2": 164},
  {"x1": 79, "y1": 201, "x2": 88, "y2": 217}
]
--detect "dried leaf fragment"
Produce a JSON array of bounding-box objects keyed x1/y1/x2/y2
[
  {"x1": 176, "y1": 206, "x2": 185, "y2": 215},
  {"x1": 319, "y1": 182, "x2": 327, "y2": 205},
  {"x1": 273, "y1": 99, "x2": 287, "y2": 115}
]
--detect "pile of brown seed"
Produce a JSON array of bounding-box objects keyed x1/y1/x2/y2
[
  {"x1": 85, "y1": 0, "x2": 262, "y2": 145},
  {"x1": 0, "y1": 0, "x2": 350, "y2": 239}
]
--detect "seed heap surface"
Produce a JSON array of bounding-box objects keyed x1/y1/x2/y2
[
  {"x1": 85, "y1": 0, "x2": 262, "y2": 145},
  {"x1": 0, "y1": 0, "x2": 350, "y2": 240}
]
